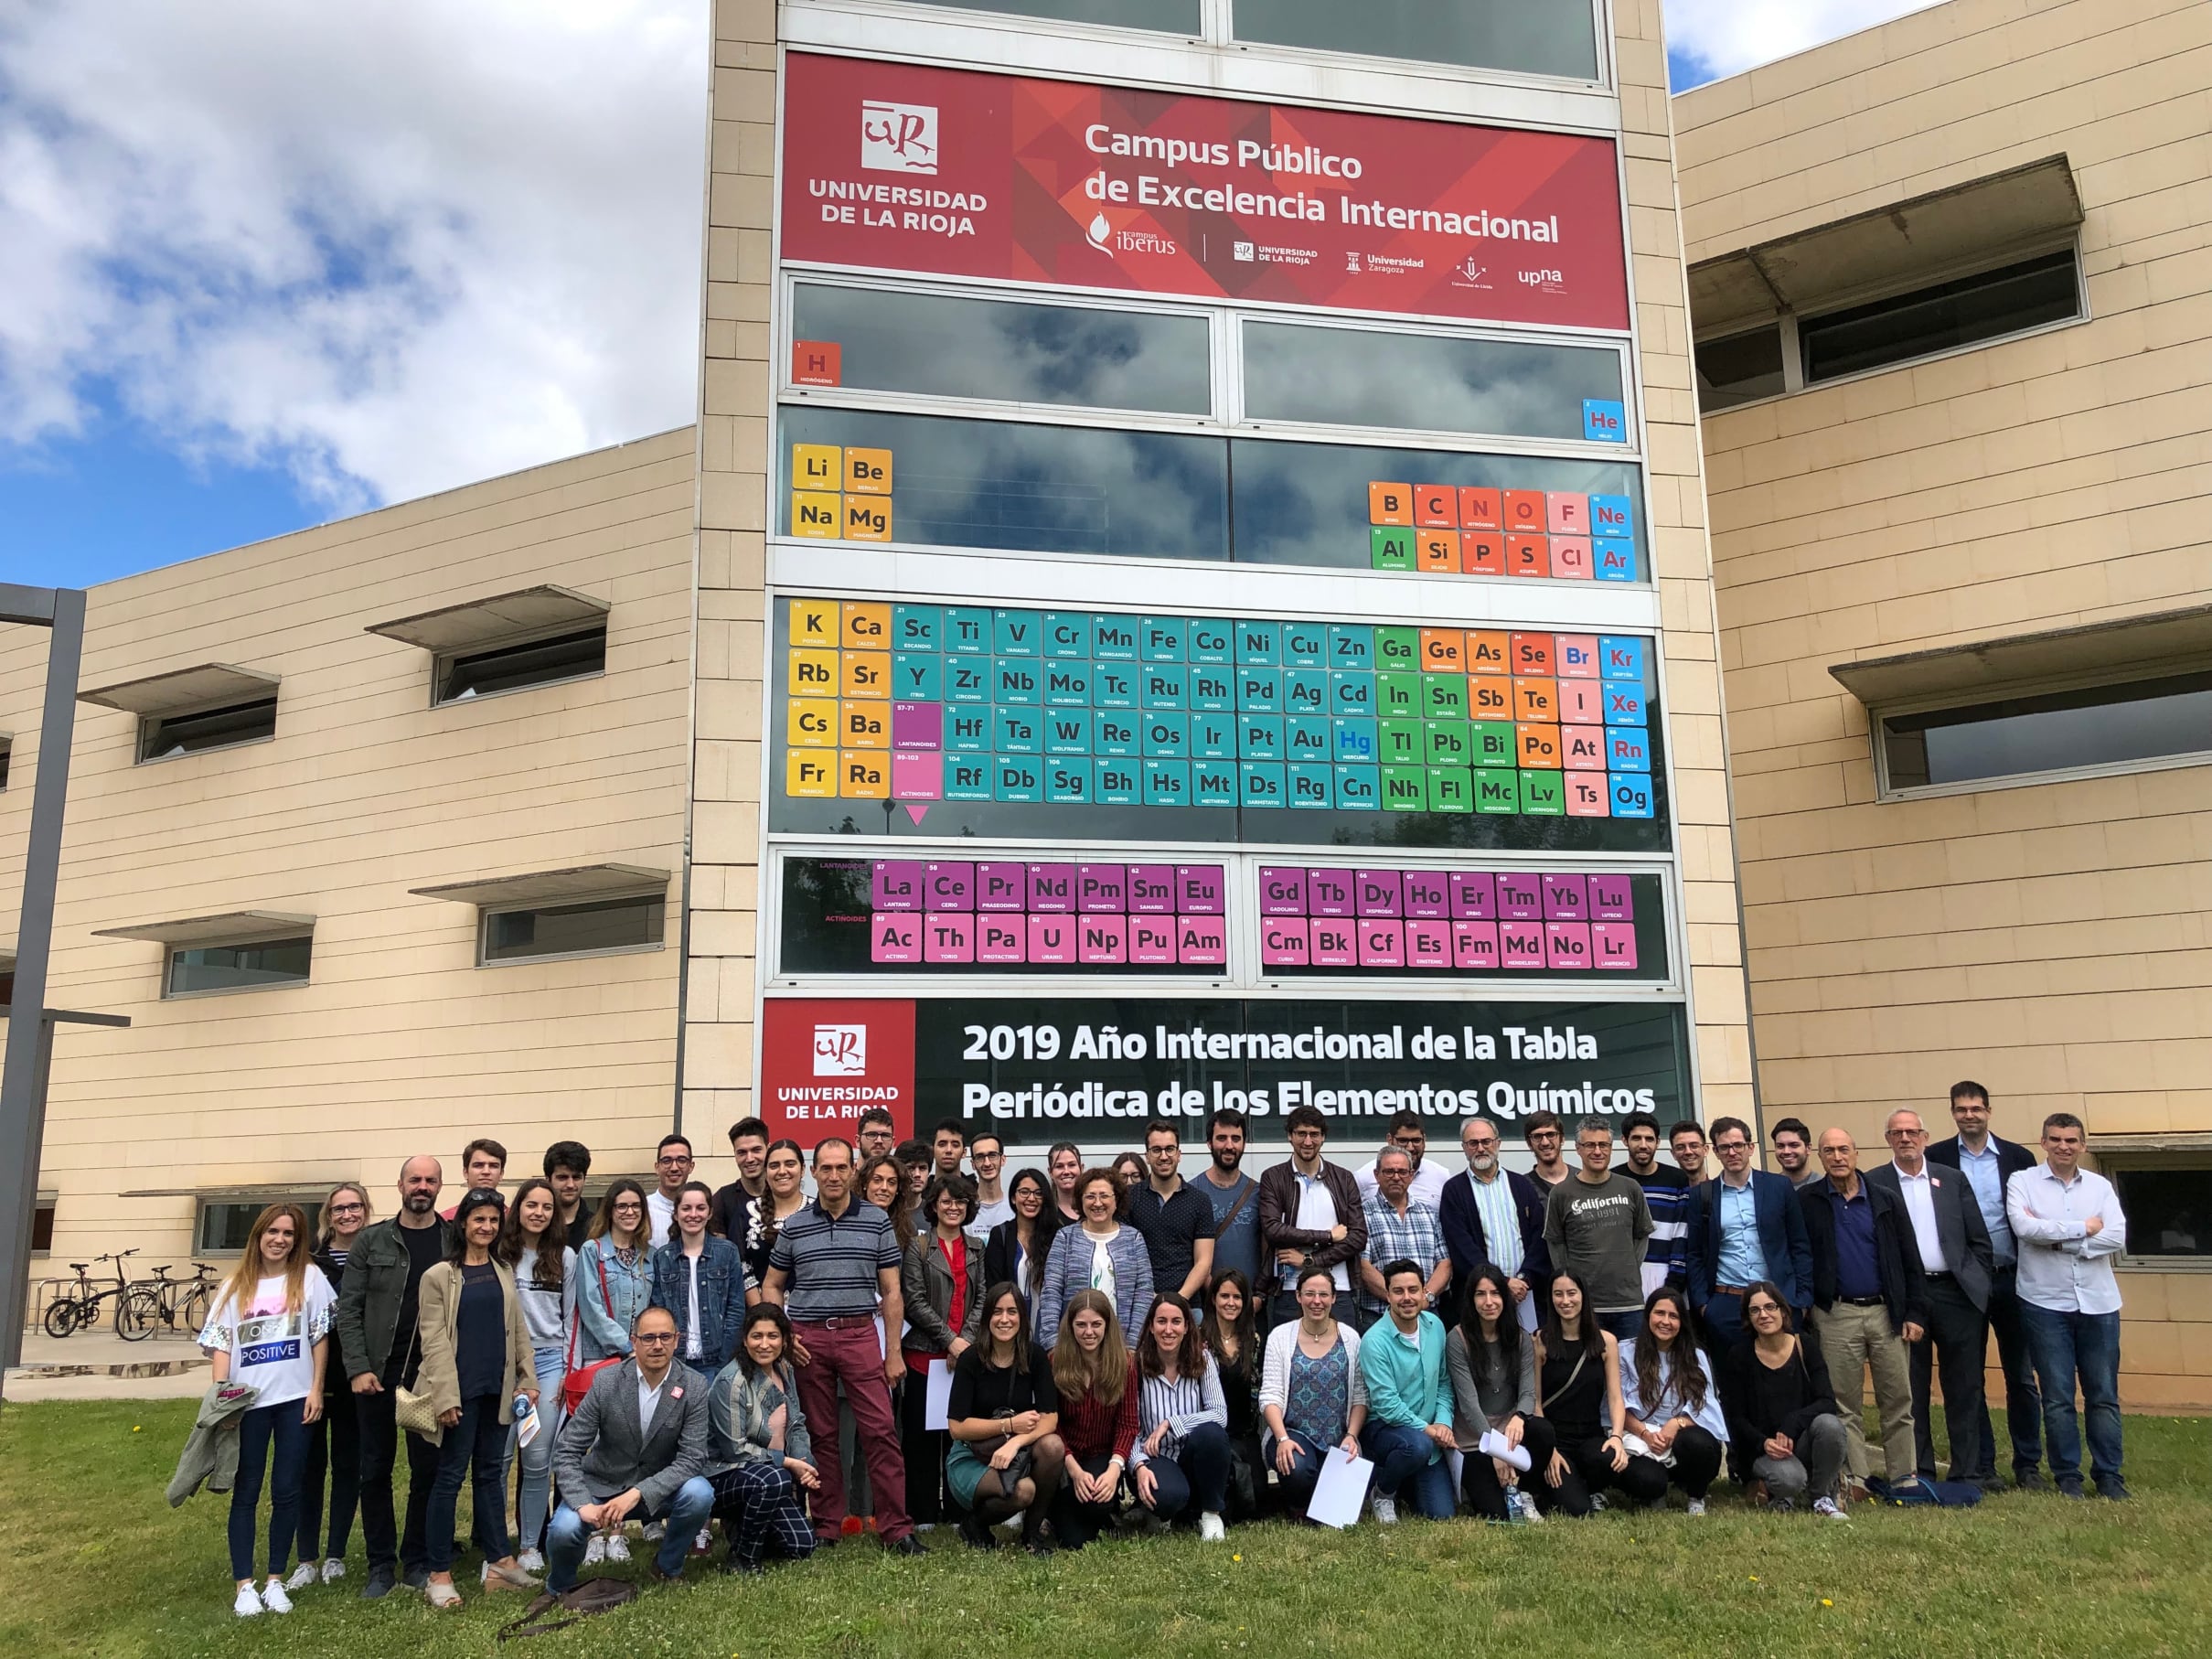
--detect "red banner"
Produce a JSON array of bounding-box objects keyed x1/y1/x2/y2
[
  {"x1": 759, "y1": 998, "x2": 916, "y2": 1150},
  {"x1": 779, "y1": 53, "x2": 1628, "y2": 332}
]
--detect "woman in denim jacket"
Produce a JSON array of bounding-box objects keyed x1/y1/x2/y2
[
  {"x1": 648, "y1": 1181, "x2": 755, "y2": 1371},
  {"x1": 575, "y1": 1179, "x2": 654, "y2": 1363},
  {"x1": 706, "y1": 1304, "x2": 819, "y2": 1574}
]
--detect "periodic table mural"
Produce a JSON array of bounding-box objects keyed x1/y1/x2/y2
[{"x1": 768, "y1": 596, "x2": 1670, "y2": 853}]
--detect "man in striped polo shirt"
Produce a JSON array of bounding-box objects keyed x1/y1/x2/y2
[
  {"x1": 759, "y1": 1137, "x2": 924, "y2": 1556},
  {"x1": 1623, "y1": 1109, "x2": 1688, "y2": 1296}
]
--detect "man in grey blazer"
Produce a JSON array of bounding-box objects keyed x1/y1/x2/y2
[
  {"x1": 545, "y1": 1305, "x2": 715, "y2": 1591},
  {"x1": 1868, "y1": 1111, "x2": 1996, "y2": 1486}
]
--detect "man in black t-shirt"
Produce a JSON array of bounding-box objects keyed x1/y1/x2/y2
[{"x1": 1127, "y1": 1120, "x2": 1215, "y2": 1301}]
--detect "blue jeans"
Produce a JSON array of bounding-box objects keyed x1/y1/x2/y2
[
  {"x1": 426, "y1": 1394, "x2": 511, "y2": 1572},
  {"x1": 1266, "y1": 1426, "x2": 1330, "y2": 1508},
  {"x1": 2019, "y1": 1302, "x2": 2122, "y2": 1485},
  {"x1": 230, "y1": 1398, "x2": 311, "y2": 1580},
  {"x1": 546, "y1": 1477, "x2": 715, "y2": 1592},
  {"x1": 1596, "y1": 1310, "x2": 1642, "y2": 1344},
  {"x1": 508, "y1": 1345, "x2": 566, "y2": 1552},
  {"x1": 1138, "y1": 1421, "x2": 1232, "y2": 1520},
  {"x1": 1359, "y1": 1420, "x2": 1456, "y2": 1518}
]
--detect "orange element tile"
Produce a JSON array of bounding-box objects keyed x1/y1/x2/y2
[
  {"x1": 1512, "y1": 678, "x2": 1558, "y2": 722},
  {"x1": 1515, "y1": 723, "x2": 1563, "y2": 768},
  {"x1": 1466, "y1": 630, "x2": 1512, "y2": 675},
  {"x1": 1502, "y1": 490, "x2": 1547, "y2": 532},
  {"x1": 1413, "y1": 485, "x2": 1459, "y2": 528},
  {"x1": 1367, "y1": 482, "x2": 1413, "y2": 526},
  {"x1": 1416, "y1": 532, "x2": 1459, "y2": 573},
  {"x1": 1419, "y1": 629, "x2": 1466, "y2": 671},
  {"x1": 1460, "y1": 532, "x2": 1505, "y2": 576},
  {"x1": 1506, "y1": 534, "x2": 1550, "y2": 578},
  {"x1": 1509, "y1": 633, "x2": 1555, "y2": 676},
  {"x1": 1457, "y1": 487, "x2": 1501, "y2": 530}
]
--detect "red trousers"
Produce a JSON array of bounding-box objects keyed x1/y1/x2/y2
[{"x1": 791, "y1": 1320, "x2": 911, "y2": 1543}]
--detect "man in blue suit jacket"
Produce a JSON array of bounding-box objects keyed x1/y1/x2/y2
[
  {"x1": 1683, "y1": 1117, "x2": 1813, "y2": 1352},
  {"x1": 1928, "y1": 1081, "x2": 2046, "y2": 1489}
]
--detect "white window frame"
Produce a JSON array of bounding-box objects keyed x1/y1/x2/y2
[
  {"x1": 162, "y1": 931, "x2": 315, "y2": 1001},
  {"x1": 1869, "y1": 655, "x2": 2212, "y2": 803},
  {"x1": 476, "y1": 890, "x2": 670, "y2": 969},
  {"x1": 134, "y1": 695, "x2": 280, "y2": 767},
  {"x1": 430, "y1": 618, "x2": 610, "y2": 711}
]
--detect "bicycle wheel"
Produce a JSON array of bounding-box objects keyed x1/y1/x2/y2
[
  {"x1": 43, "y1": 1297, "x2": 84, "y2": 1338},
  {"x1": 180, "y1": 1283, "x2": 212, "y2": 1334},
  {"x1": 116, "y1": 1290, "x2": 157, "y2": 1342}
]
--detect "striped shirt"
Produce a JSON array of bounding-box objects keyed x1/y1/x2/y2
[
  {"x1": 767, "y1": 1196, "x2": 901, "y2": 1321},
  {"x1": 1359, "y1": 1195, "x2": 1447, "y2": 1318},
  {"x1": 1630, "y1": 1163, "x2": 1689, "y2": 1280},
  {"x1": 1129, "y1": 1352, "x2": 1227, "y2": 1467}
]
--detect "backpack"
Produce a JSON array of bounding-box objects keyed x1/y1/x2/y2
[
  {"x1": 1868, "y1": 1473, "x2": 1982, "y2": 1508},
  {"x1": 497, "y1": 1579, "x2": 638, "y2": 1641}
]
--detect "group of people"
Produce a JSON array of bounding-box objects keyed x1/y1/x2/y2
[{"x1": 186, "y1": 1085, "x2": 2131, "y2": 1615}]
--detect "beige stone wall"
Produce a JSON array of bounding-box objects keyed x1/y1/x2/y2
[
  {"x1": 0, "y1": 430, "x2": 698, "y2": 1268},
  {"x1": 1677, "y1": 0, "x2": 2212, "y2": 1405}
]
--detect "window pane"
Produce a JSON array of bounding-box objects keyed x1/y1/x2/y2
[
  {"x1": 32, "y1": 1204, "x2": 53, "y2": 1252},
  {"x1": 1801, "y1": 250, "x2": 2079, "y2": 383},
  {"x1": 779, "y1": 408, "x2": 1229, "y2": 560},
  {"x1": 483, "y1": 896, "x2": 666, "y2": 962},
  {"x1": 889, "y1": 0, "x2": 1199, "y2": 29},
  {"x1": 1882, "y1": 670, "x2": 2212, "y2": 789},
  {"x1": 2110, "y1": 1168, "x2": 2212, "y2": 1258},
  {"x1": 198, "y1": 1203, "x2": 262, "y2": 1253},
  {"x1": 1695, "y1": 326, "x2": 1785, "y2": 412},
  {"x1": 792, "y1": 285, "x2": 1211, "y2": 414},
  {"x1": 1243, "y1": 322, "x2": 1620, "y2": 444},
  {"x1": 1233, "y1": 0, "x2": 1598, "y2": 80},
  {"x1": 139, "y1": 698, "x2": 277, "y2": 762},
  {"x1": 167, "y1": 937, "x2": 314, "y2": 995},
  {"x1": 438, "y1": 627, "x2": 607, "y2": 704}
]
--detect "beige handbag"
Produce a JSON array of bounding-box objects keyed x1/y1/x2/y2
[{"x1": 394, "y1": 1382, "x2": 443, "y2": 1444}]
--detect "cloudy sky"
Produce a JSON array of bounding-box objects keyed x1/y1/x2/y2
[{"x1": 0, "y1": 0, "x2": 1937, "y2": 589}]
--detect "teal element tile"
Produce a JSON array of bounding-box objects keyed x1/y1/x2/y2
[
  {"x1": 1330, "y1": 670, "x2": 1374, "y2": 717},
  {"x1": 995, "y1": 660, "x2": 1042, "y2": 705},
  {"x1": 1092, "y1": 662, "x2": 1139, "y2": 709},
  {"x1": 1188, "y1": 617, "x2": 1233, "y2": 664},
  {"x1": 946, "y1": 756, "x2": 995, "y2": 800},
  {"x1": 945, "y1": 708, "x2": 993, "y2": 753},
  {"x1": 1045, "y1": 756, "x2": 1091, "y2": 804},
  {"x1": 994, "y1": 756, "x2": 1042, "y2": 802},
  {"x1": 1329, "y1": 625, "x2": 1374, "y2": 669},
  {"x1": 1094, "y1": 712, "x2": 1139, "y2": 756},
  {"x1": 1095, "y1": 760, "x2": 1140, "y2": 804},
  {"x1": 1286, "y1": 714, "x2": 1332, "y2": 760},
  {"x1": 893, "y1": 653, "x2": 943, "y2": 702},
  {"x1": 1192, "y1": 760, "x2": 1238, "y2": 808},
  {"x1": 994, "y1": 707, "x2": 1042, "y2": 754},
  {"x1": 1234, "y1": 666, "x2": 1281, "y2": 712},
  {"x1": 1283, "y1": 621, "x2": 1329, "y2": 666},
  {"x1": 946, "y1": 606, "x2": 993, "y2": 654},
  {"x1": 1042, "y1": 612, "x2": 1091, "y2": 658},
  {"x1": 1092, "y1": 614, "x2": 1140, "y2": 660},
  {"x1": 946, "y1": 657, "x2": 992, "y2": 704},
  {"x1": 1189, "y1": 667, "x2": 1234, "y2": 712},
  {"x1": 1191, "y1": 712, "x2": 1236, "y2": 760},
  {"x1": 1234, "y1": 621, "x2": 1280, "y2": 667},
  {"x1": 1332, "y1": 716, "x2": 1377, "y2": 764},
  {"x1": 1239, "y1": 761, "x2": 1287, "y2": 808},
  {"x1": 1140, "y1": 665, "x2": 1187, "y2": 710},
  {"x1": 1141, "y1": 712, "x2": 1189, "y2": 758},
  {"x1": 1139, "y1": 615, "x2": 1187, "y2": 662},
  {"x1": 1332, "y1": 764, "x2": 1380, "y2": 809},
  {"x1": 993, "y1": 609, "x2": 1040, "y2": 656},
  {"x1": 1287, "y1": 762, "x2": 1333, "y2": 808},
  {"x1": 1142, "y1": 759, "x2": 1191, "y2": 807},
  {"x1": 893, "y1": 604, "x2": 941, "y2": 651},
  {"x1": 1284, "y1": 668, "x2": 1330, "y2": 717},
  {"x1": 1043, "y1": 660, "x2": 1092, "y2": 706},
  {"x1": 1237, "y1": 712, "x2": 1284, "y2": 760},
  {"x1": 1043, "y1": 708, "x2": 1093, "y2": 755}
]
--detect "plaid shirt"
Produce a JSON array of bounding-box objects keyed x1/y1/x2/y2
[{"x1": 1359, "y1": 1195, "x2": 1447, "y2": 1317}]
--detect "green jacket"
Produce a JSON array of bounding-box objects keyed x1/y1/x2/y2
[{"x1": 335, "y1": 1215, "x2": 454, "y2": 1383}]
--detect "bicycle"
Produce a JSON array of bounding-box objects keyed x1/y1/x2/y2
[
  {"x1": 120, "y1": 1261, "x2": 219, "y2": 1343},
  {"x1": 41, "y1": 1249, "x2": 141, "y2": 1338}
]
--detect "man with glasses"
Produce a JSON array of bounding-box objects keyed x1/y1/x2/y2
[
  {"x1": 1543, "y1": 1120, "x2": 1654, "y2": 1341},
  {"x1": 1355, "y1": 1109, "x2": 1450, "y2": 1210},
  {"x1": 1520, "y1": 1112, "x2": 1571, "y2": 1191},
  {"x1": 1869, "y1": 1108, "x2": 1994, "y2": 1487},
  {"x1": 2006, "y1": 1112, "x2": 2129, "y2": 1501},
  {"x1": 1439, "y1": 1117, "x2": 1549, "y2": 1324},
  {"x1": 646, "y1": 1135, "x2": 695, "y2": 1247},
  {"x1": 1685, "y1": 1117, "x2": 1812, "y2": 1353},
  {"x1": 856, "y1": 1108, "x2": 897, "y2": 1163},
  {"x1": 1128, "y1": 1120, "x2": 1215, "y2": 1302},
  {"x1": 1258, "y1": 1106, "x2": 1366, "y2": 1330},
  {"x1": 1357, "y1": 1149, "x2": 1448, "y2": 1330},
  {"x1": 1669, "y1": 1121, "x2": 1710, "y2": 1186},
  {"x1": 967, "y1": 1129, "x2": 1012, "y2": 1230}
]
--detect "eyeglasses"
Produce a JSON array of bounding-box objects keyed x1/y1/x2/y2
[
  {"x1": 1714, "y1": 1140, "x2": 1750, "y2": 1153},
  {"x1": 657, "y1": 1155, "x2": 693, "y2": 1167},
  {"x1": 635, "y1": 1332, "x2": 677, "y2": 1344},
  {"x1": 327, "y1": 1203, "x2": 367, "y2": 1215}
]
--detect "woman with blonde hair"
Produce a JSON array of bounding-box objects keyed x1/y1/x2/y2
[
  {"x1": 291, "y1": 1183, "x2": 370, "y2": 1589},
  {"x1": 198, "y1": 1202, "x2": 336, "y2": 1617},
  {"x1": 1046, "y1": 1289, "x2": 1137, "y2": 1549}
]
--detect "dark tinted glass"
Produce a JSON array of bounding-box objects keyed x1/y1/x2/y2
[
  {"x1": 2110, "y1": 1168, "x2": 2211, "y2": 1258},
  {"x1": 792, "y1": 285, "x2": 1211, "y2": 413},
  {"x1": 1882, "y1": 670, "x2": 2212, "y2": 789},
  {"x1": 1233, "y1": 0, "x2": 1598, "y2": 80},
  {"x1": 893, "y1": 0, "x2": 1199, "y2": 28},
  {"x1": 198, "y1": 1201, "x2": 321, "y2": 1253},
  {"x1": 779, "y1": 408, "x2": 1229, "y2": 560},
  {"x1": 437, "y1": 626, "x2": 607, "y2": 704},
  {"x1": 1243, "y1": 322, "x2": 1620, "y2": 443},
  {"x1": 483, "y1": 896, "x2": 667, "y2": 963},
  {"x1": 1801, "y1": 251, "x2": 2079, "y2": 383},
  {"x1": 1694, "y1": 326, "x2": 1786, "y2": 412},
  {"x1": 167, "y1": 937, "x2": 313, "y2": 996},
  {"x1": 138, "y1": 698, "x2": 277, "y2": 762},
  {"x1": 31, "y1": 1204, "x2": 52, "y2": 1252}
]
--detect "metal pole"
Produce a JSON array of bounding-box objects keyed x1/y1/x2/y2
[{"x1": 0, "y1": 588, "x2": 85, "y2": 1375}]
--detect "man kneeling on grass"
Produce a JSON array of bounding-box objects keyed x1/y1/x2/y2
[{"x1": 546, "y1": 1305, "x2": 715, "y2": 1591}]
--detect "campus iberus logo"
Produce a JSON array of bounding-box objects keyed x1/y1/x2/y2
[{"x1": 762, "y1": 999, "x2": 916, "y2": 1148}]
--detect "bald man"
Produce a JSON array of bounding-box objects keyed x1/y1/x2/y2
[
  {"x1": 1797, "y1": 1131, "x2": 1923, "y2": 1496},
  {"x1": 336, "y1": 1156, "x2": 456, "y2": 1599}
]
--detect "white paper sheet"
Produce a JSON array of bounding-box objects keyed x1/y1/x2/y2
[
  {"x1": 1446, "y1": 1449, "x2": 1464, "y2": 1492},
  {"x1": 1517, "y1": 1291, "x2": 1540, "y2": 1333},
  {"x1": 923, "y1": 1358, "x2": 955, "y2": 1430},
  {"x1": 1479, "y1": 1428, "x2": 1533, "y2": 1472},
  {"x1": 1640, "y1": 1262, "x2": 1671, "y2": 1297},
  {"x1": 1306, "y1": 1446, "x2": 1375, "y2": 1529}
]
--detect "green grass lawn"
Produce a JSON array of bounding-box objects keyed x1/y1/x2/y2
[{"x1": 4, "y1": 1398, "x2": 2207, "y2": 1658}]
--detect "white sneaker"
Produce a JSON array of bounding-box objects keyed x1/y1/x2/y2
[
  {"x1": 259, "y1": 1579, "x2": 294, "y2": 1614},
  {"x1": 320, "y1": 1558, "x2": 346, "y2": 1584},
  {"x1": 1371, "y1": 1494, "x2": 1399, "y2": 1525},
  {"x1": 582, "y1": 1535, "x2": 606, "y2": 1567},
  {"x1": 641, "y1": 1521, "x2": 666, "y2": 1543},
  {"x1": 1685, "y1": 1498, "x2": 1707, "y2": 1517},
  {"x1": 1813, "y1": 1496, "x2": 1850, "y2": 1521},
  {"x1": 283, "y1": 1562, "x2": 317, "y2": 1592},
  {"x1": 604, "y1": 1532, "x2": 631, "y2": 1562},
  {"x1": 692, "y1": 1526, "x2": 713, "y2": 1555},
  {"x1": 1512, "y1": 1489, "x2": 1544, "y2": 1525},
  {"x1": 517, "y1": 1548, "x2": 545, "y2": 1574},
  {"x1": 232, "y1": 1585, "x2": 263, "y2": 1618},
  {"x1": 1198, "y1": 1512, "x2": 1225, "y2": 1543}
]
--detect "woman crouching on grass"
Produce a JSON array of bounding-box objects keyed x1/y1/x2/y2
[
  {"x1": 948, "y1": 1281, "x2": 1065, "y2": 1555},
  {"x1": 707, "y1": 1303, "x2": 819, "y2": 1575}
]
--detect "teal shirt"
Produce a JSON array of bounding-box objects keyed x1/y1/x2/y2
[{"x1": 1358, "y1": 1310, "x2": 1452, "y2": 1457}]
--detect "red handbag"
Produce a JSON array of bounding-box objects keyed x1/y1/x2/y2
[{"x1": 561, "y1": 1254, "x2": 625, "y2": 1415}]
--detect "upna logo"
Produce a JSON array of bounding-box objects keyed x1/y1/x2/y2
[
  {"x1": 860, "y1": 100, "x2": 937, "y2": 175},
  {"x1": 813, "y1": 1023, "x2": 869, "y2": 1076}
]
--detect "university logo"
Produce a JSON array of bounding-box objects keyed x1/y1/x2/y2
[
  {"x1": 813, "y1": 1023, "x2": 869, "y2": 1076},
  {"x1": 860, "y1": 100, "x2": 937, "y2": 174}
]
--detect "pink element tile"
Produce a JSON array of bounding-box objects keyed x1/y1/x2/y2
[
  {"x1": 1496, "y1": 873, "x2": 1542, "y2": 920},
  {"x1": 1451, "y1": 920, "x2": 1500, "y2": 969},
  {"x1": 1449, "y1": 872, "x2": 1497, "y2": 920},
  {"x1": 924, "y1": 862, "x2": 973, "y2": 911},
  {"x1": 1259, "y1": 866, "x2": 1308, "y2": 916},
  {"x1": 1354, "y1": 870, "x2": 1403, "y2": 917},
  {"x1": 1501, "y1": 924, "x2": 1546, "y2": 969},
  {"x1": 1544, "y1": 922, "x2": 1593, "y2": 970},
  {"x1": 1563, "y1": 726, "x2": 1608, "y2": 771},
  {"x1": 870, "y1": 912, "x2": 921, "y2": 964},
  {"x1": 1176, "y1": 865, "x2": 1225, "y2": 914},
  {"x1": 923, "y1": 912, "x2": 975, "y2": 963},
  {"x1": 1402, "y1": 869, "x2": 1448, "y2": 919},
  {"x1": 976, "y1": 916, "x2": 1027, "y2": 963},
  {"x1": 1307, "y1": 868, "x2": 1355, "y2": 916},
  {"x1": 1310, "y1": 920, "x2": 1357, "y2": 968},
  {"x1": 1356, "y1": 920, "x2": 1405, "y2": 968},
  {"x1": 892, "y1": 701, "x2": 944, "y2": 749},
  {"x1": 1130, "y1": 916, "x2": 1178, "y2": 964},
  {"x1": 1127, "y1": 864, "x2": 1177, "y2": 914},
  {"x1": 1076, "y1": 915, "x2": 1128, "y2": 965},
  {"x1": 1027, "y1": 863, "x2": 1074, "y2": 912},
  {"x1": 1589, "y1": 875, "x2": 1633, "y2": 921},
  {"x1": 1545, "y1": 491, "x2": 1588, "y2": 536},
  {"x1": 1565, "y1": 773, "x2": 1611, "y2": 817},
  {"x1": 891, "y1": 751, "x2": 944, "y2": 800},
  {"x1": 1592, "y1": 923, "x2": 1639, "y2": 970},
  {"x1": 1259, "y1": 915, "x2": 1310, "y2": 968},
  {"x1": 1551, "y1": 538, "x2": 1593, "y2": 580},
  {"x1": 975, "y1": 862, "x2": 1027, "y2": 912},
  {"x1": 1542, "y1": 874, "x2": 1588, "y2": 921},
  {"x1": 1406, "y1": 918, "x2": 1452, "y2": 969},
  {"x1": 871, "y1": 860, "x2": 924, "y2": 912},
  {"x1": 1026, "y1": 915, "x2": 1075, "y2": 964},
  {"x1": 1559, "y1": 680, "x2": 1605, "y2": 725},
  {"x1": 1177, "y1": 913, "x2": 1228, "y2": 967},
  {"x1": 1555, "y1": 636, "x2": 1600, "y2": 680},
  {"x1": 1077, "y1": 863, "x2": 1127, "y2": 913}
]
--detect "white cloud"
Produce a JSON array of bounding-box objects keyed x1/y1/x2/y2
[
  {"x1": 0, "y1": 0, "x2": 705, "y2": 514},
  {"x1": 1664, "y1": 0, "x2": 1947, "y2": 82}
]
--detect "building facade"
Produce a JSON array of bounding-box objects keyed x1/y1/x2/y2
[{"x1": 1678, "y1": 0, "x2": 2212, "y2": 1406}]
